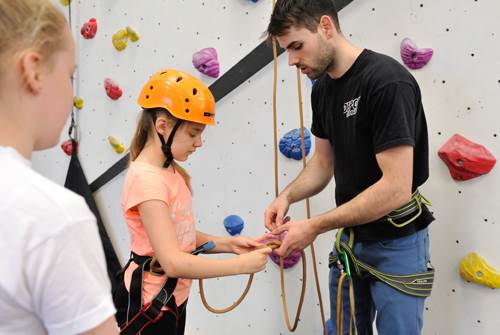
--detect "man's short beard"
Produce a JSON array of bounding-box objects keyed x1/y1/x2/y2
[{"x1": 309, "y1": 42, "x2": 335, "y2": 79}]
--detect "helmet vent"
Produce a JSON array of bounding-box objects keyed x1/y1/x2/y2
[
  {"x1": 193, "y1": 88, "x2": 198, "y2": 95},
  {"x1": 185, "y1": 98, "x2": 189, "y2": 103},
  {"x1": 176, "y1": 76, "x2": 183, "y2": 82},
  {"x1": 185, "y1": 108, "x2": 190, "y2": 113},
  {"x1": 145, "y1": 95, "x2": 150, "y2": 99},
  {"x1": 150, "y1": 85, "x2": 154, "y2": 90}
]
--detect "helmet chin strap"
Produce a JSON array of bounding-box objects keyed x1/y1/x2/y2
[{"x1": 149, "y1": 110, "x2": 183, "y2": 168}]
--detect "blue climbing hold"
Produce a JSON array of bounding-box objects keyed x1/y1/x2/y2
[
  {"x1": 279, "y1": 128, "x2": 311, "y2": 160},
  {"x1": 326, "y1": 319, "x2": 334, "y2": 335},
  {"x1": 223, "y1": 215, "x2": 245, "y2": 235}
]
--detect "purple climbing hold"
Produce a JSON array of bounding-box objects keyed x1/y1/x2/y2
[
  {"x1": 192, "y1": 47, "x2": 220, "y2": 78},
  {"x1": 400, "y1": 38, "x2": 433, "y2": 70},
  {"x1": 223, "y1": 215, "x2": 244, "y2": 235},
  {"x1": 279, "y1": 128, "x2": 311, "y2": 160},
  {"x1": 260, "y1": 233, "x2": 302, "y2": 269}
]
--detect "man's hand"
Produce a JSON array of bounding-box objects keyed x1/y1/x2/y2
[
  {"x1": 272, "y1": 219, "x2": 317, "y2": 257},
  {"x1": 264, "y1": 195, "x2": 290, "y2": 231}
]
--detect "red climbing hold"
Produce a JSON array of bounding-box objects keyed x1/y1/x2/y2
[
  {"x1": 104, "y1": 78, "x2": 123, "y2": 100},
  {"x1": 61, "y1": 139, "x2": 77, "y2": 156},
  {"x1": 81, "y1": 18, "x2": 97, "y2": 39},
  {"x1": 438, "y1": 134, "x2": 496, "y2": 181}
]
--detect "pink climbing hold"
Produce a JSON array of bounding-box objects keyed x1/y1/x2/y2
[
  {"x1": 81, "y1": 18, "x2": 98, "y2": 39},
  {"x1": 260, "y1": 232, "x2": 302, "y2": 269},
  {"x1": 192, "y1": 47, "x2": 220, "y2": 78},
  {"x1": 104, "y1": 78, "x2": 123, "y2": 100},
  {"x1": 400, "y1": 38, "x2": 433, "y2": 70}
]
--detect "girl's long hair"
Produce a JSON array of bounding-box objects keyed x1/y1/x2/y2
[{"x1": 129, "y1": 108, "x2": 192, "y2": 192}]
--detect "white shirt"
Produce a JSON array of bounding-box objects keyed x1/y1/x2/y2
[{"x1": 0, "y1": 147, "x2": 116, "y2": 335}]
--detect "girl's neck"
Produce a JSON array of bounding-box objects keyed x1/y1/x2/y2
[{"x1": 135, "y1": 141, "x2": 175, "y2": 172}]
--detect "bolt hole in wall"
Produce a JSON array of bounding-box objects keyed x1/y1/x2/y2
[{"x1": 27, "y1": 0, "x2": 500, "y2": 334}]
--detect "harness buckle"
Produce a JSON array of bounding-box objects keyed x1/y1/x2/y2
[{"x1": 149, "y1": 257, "x2": 164, "y2": 276}]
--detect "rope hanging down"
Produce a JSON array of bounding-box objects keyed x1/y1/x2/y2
[{"x1": 199, "y1": 3, "x2": 327, "y2": 333}]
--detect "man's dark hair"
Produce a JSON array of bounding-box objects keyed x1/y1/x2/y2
[{"x1": 267, "y1": 0, "x2": 340, "y2": 38}]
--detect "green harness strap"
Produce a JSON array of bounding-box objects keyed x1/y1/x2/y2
[
  {"x1": 386, "y1": 189, "x2": 432, "y2": 228},
  {"x1": 331, "y1": 227, "x2": 435, "y2": 298}
]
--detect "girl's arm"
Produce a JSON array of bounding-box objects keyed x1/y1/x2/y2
[
  {"x1": 196, "y1": 231, "x2": 262, "y2": 254},
  {"x1": 138, "y1": 200, "x2": 271, "y2": 279}
]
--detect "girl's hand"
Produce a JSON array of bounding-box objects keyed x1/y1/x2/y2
[
  {"x1": 236, "y1": 247, "x2": 272, "y2": 274},
  {"x1": 230, "y1": 236, "x2": 263, "y2": 254}
]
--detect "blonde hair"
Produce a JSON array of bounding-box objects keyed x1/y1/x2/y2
[
  {"x1": 0, "y1": 0, "x2": 67, "y2": 78},
  {"x1": 130, "y1": 108, "x2": 192, "y2": 192}
]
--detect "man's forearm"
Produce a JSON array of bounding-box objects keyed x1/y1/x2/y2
[
  {"x1": 311, "y1": 177, "x2": 412, "y2": 234},
  {"x1": 281, "y1": 152, "x2": 334, "y2": 204}
]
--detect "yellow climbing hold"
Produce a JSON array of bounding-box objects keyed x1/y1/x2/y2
[
  {"x1": 73, "y1": 96, "x2": 84, "y2": 110},
  {"x1": 60, "y1": 0, "x2": 71, "y2": 6},
  {"x1": 459, "y1": 252, "x2": 500, "y2": 289},
  {"x1": 126, "y1": 26, "x2": 140, "y2": 42},
  {"x1": 108, "y1": 136, "x2": 125, "y2": 154},
  {"x1": 112, "y1": 29, "x2": 129, "y2": 51}
]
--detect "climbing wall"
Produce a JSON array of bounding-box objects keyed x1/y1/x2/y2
[{"x1": 32, "y1": 0, "x2": 500, "y2": 334}]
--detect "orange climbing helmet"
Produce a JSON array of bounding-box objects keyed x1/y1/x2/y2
[{"x1": 137, "y1": 69, "x2": 215, "y2": 125}]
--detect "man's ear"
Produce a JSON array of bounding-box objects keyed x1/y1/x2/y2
[
  {"x1": 19, "y1": 51, "x2": 43, "y2": 94},
  {"x1": 319, "y1": 15, "x2": 336, "y2": 39}
]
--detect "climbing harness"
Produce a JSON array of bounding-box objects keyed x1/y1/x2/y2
[
  {"x1": 386, "y1": 189, "x2": 432, "y2": 228},
  {"x1": 330, "y1": 225, "x2": 435, "y2": 334},
  {"x1": 118, "y1": 241, "x2": 215, "y2": 335}
]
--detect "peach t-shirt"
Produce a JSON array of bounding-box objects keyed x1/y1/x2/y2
[{"x1": 121, "y1": 161, "x2": 196, "y2": 306}]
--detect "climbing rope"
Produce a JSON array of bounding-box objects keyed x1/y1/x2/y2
[
  {"x1": 198, "y1": 241, "x2": 280, "y2": 314},
  {"x1": 199, "y1": 3, "x2": 327, "y2": 333},
  {"x1": 270, "y1": 0, "x2": 326, "y2": 332}
]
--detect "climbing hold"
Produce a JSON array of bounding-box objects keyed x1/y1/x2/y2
[
  {"x1": 279, "y1": 128, "x2": 311, "y2": 160},
  {"x1": 438, "y1": 134, "x2": 496, "y2": 181},
  {"x1": 126, "y1": 26, "x2": 140, "y2": 42},
  {"x1": 104, "y1": 78, "x2": 123, "y2": 100},
  {"x1": 80, "y1": 18, "x2": 97, "y2": 39},
  {"x1": 223, "y1": 215, "x2": 244, "y2": 235},
  {"x1": 61, "y1": 139, "x2": 76, "y2": 156},
  {"x1": 108, "y1": 136, "x2": 125, "y2": 154},
  {"x1": 192, "y1": 47, "x2": 220, "y2": 78},
  {"x1": 400, "y1": 38, "x2": 433, "y2": 70},
  {"x1": 459, "y1": 252, "x2": 500, "y2": 289},
  {"x1": 73, "y1": 96, "x2": 84, "y2": 110},
  {"x1": 112, "y1": 29, "x2": 128, "y2": 51},
  {"x1": 260, "y1": 233, "x2": 302, "y2": 269},
  {"x1": 60, "y1": 0, "x2": 71, "y2": 6}
]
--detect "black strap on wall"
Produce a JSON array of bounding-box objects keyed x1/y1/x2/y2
[
  {"x1": 88, "y1": 0, "x2": 355, "y2": 192},
  {"x1": 64, "y1": 141, "x2": 122, "y2": 291}
]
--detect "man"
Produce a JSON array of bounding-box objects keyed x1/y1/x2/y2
[{"x1": 264, "y1": 1, "x2": 434, "y2": 334}]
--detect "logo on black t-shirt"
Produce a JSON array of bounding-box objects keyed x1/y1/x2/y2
[{"x1": 343, "y1": 96, "x2": 361, "y2": 118}]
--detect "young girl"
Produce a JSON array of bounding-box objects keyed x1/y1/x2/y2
[
  {"x1": 113, "y1": 69, "x2": 272, "y2": 334},
  {"x1": 0, "y1": 1, "x2": 117, "y2": 334}
]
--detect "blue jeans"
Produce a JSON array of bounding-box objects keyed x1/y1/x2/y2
[{"x1": 328, "y1": 228, "x2": 430, "y2": 335}]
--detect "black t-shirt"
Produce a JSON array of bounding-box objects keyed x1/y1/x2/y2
[{"x1": 311, "y1": 49, "x2": 434, "y2": 241}]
